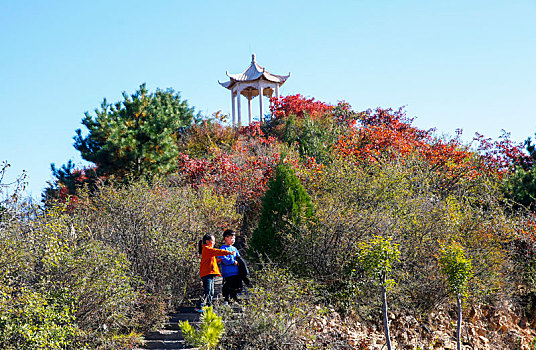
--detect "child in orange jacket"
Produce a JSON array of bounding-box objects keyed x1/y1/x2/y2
[{"x1": 195, "y1": 234, "x2": 235, "y2": 312}]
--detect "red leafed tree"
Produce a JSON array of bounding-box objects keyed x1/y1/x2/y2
[
  {"x1": 270, "y1": 94, "x2": 333, "y2": 119},
  {"x1": 177, "y1": 123, "x2": 282, "y2": 210},
  {"x1": 473, "y1": 131, "x2": 527, "y2": 176},
  {"x1": 334, "y1": 107, "x2": 524, "y2": 183}
]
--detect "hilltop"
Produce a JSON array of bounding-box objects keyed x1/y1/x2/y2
[{"x1": 2, "y1": 92, "x2": 536, "y2": 349}]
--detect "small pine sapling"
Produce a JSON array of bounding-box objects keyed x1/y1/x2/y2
[{"x1": 178, "y1": 306, "x2": 224, "y2": 350}]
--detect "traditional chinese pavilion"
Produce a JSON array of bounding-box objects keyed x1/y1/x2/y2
[{"x1": 219, "y1": 54, "x2": 290, "y2": 127}]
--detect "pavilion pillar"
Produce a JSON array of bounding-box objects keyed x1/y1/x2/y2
[
  {"x1": 269, "y1": 88, "x2": 274, "y2": 118},
  {"x1": 231, "y1": 91, "x2": 236, "y2": 127},
  {"x1": 248, "y1": 98, "x2": 252, "y2": 124},
  {"x1": 237, "y1": 88, "x2": 242, "y2": 127},
  {"x1": 259, "y1": 85, "x2": 264, "y2": 122},
  {"x1": 275, "y1": 84, "x2": 279, "y2": 99}
]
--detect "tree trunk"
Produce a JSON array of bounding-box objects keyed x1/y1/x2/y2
[
  {"x1": 382, "y1": 284, "x2": 392, "y2": 350},
  {"x1": 457, "y1": 293, "x2": 462, "y2": 350}
]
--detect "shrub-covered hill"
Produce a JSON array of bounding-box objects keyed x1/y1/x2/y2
[{"x1": 3, "y1": 94, "x2": 536, "y2": 349}]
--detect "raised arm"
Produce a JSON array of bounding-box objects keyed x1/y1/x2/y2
[{"x1": 204, "y1": 246, "x2": 234, "y2": 258}]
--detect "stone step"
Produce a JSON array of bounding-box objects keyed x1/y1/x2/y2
[
  {"x1": 168, "y1": 312, "x2": 201, "y2": 323},
  {"x1": 142, "y1": 339, "x2": 192, "y2": 349},
  {"x1": 176, "y1": 306, "x2": 197, "y2": 313},
  {"x1": 164, "y1": 321, "x2": 200, "y2": 331},
  {"x1": 144, "y1": 330, "x2": 184, "y2": 341}
]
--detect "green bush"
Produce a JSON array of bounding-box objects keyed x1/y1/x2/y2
[
  {"x1": 2, "y1": 175, "x2": 242, "y2": 349},
  {"x1": 282, "y1": 154, "x2": 515, "y2": 316},
  {"x1": 281, "y1": 114, "x2": 338, "y2": 164},
  {"x1": 219, "y1": 266, "x2": 331, "y2": 350},
  {"x1": 0, "y1": 287, "x2": 81, "y2": 350},
  {"x1": 178, "y1": 118, "x2": 237, "y2": 158},
  {"x1": 0, "y1": 201, "x2": 144, "y2": 349},
  {"x1": 73, "y1": 177, "x2": 240, "y2": 309}
]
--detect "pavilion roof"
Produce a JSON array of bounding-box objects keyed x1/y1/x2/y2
[{"x1": 219, "y1": 55, "x2": 290, "y2": 90}]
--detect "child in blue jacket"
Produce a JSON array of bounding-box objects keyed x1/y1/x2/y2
[{"x1": 219, "y1": 229, "x2": 243, "y2": 304}]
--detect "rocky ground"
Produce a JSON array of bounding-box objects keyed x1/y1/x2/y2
[
  {"x1": 310, "y1": 301, "x2": 536, "y2": 349},
  {"x1": 136, "y1": 274, "x2": 536, "y2": 349}
]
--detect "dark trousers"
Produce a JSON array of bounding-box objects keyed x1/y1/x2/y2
[
  {"x1": 222, "y1": 275, "x2": 243, "y2": 302},
  {"x1": 197, "y1": 274, "x2": 215, "y2": 308}
]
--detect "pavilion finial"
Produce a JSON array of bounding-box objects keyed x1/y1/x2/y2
[{"x1": 251, "y1": 54, "x2": 256, "y2": 63}]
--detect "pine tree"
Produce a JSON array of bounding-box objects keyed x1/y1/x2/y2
[
  {"x1": 249, "y1": 161, "x2": 313, "y2": 262},
  {"x1": 74, "y1": 83, "x2": 198, "y2": 179}
]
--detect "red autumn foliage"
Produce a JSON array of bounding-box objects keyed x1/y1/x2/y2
[
  {"x1": 335, "y1": 107, "x2": 434, "y2": 161},
  {"x1": 473, "y1": 131, "x2": 527, "y2": 175},
  {"x1": 178, "y1": 102, "x2": 524, "y2": 209},
  {"x1": 270, "y1": 94, "x2": 333, "y2": 119},
  {"x1": 334, "y1": 107, "x2": 523, "y2": 182},
  {"x1": 238, "y1": 122, "x2": 277, "y2": 145},
  {"x1": 51, "y1": 93, "x2": 528, "y2": 219},
  {"x1": 177, "y1": 130, "x2": 281, "y2": 209},
  {"x1": 332, "y1": 101, "x2": 361, "y2": 128}
]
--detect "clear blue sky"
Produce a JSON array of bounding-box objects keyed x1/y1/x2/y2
[{"x1": 1, "y1": 0, "x2": 535, "y2": 199}]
